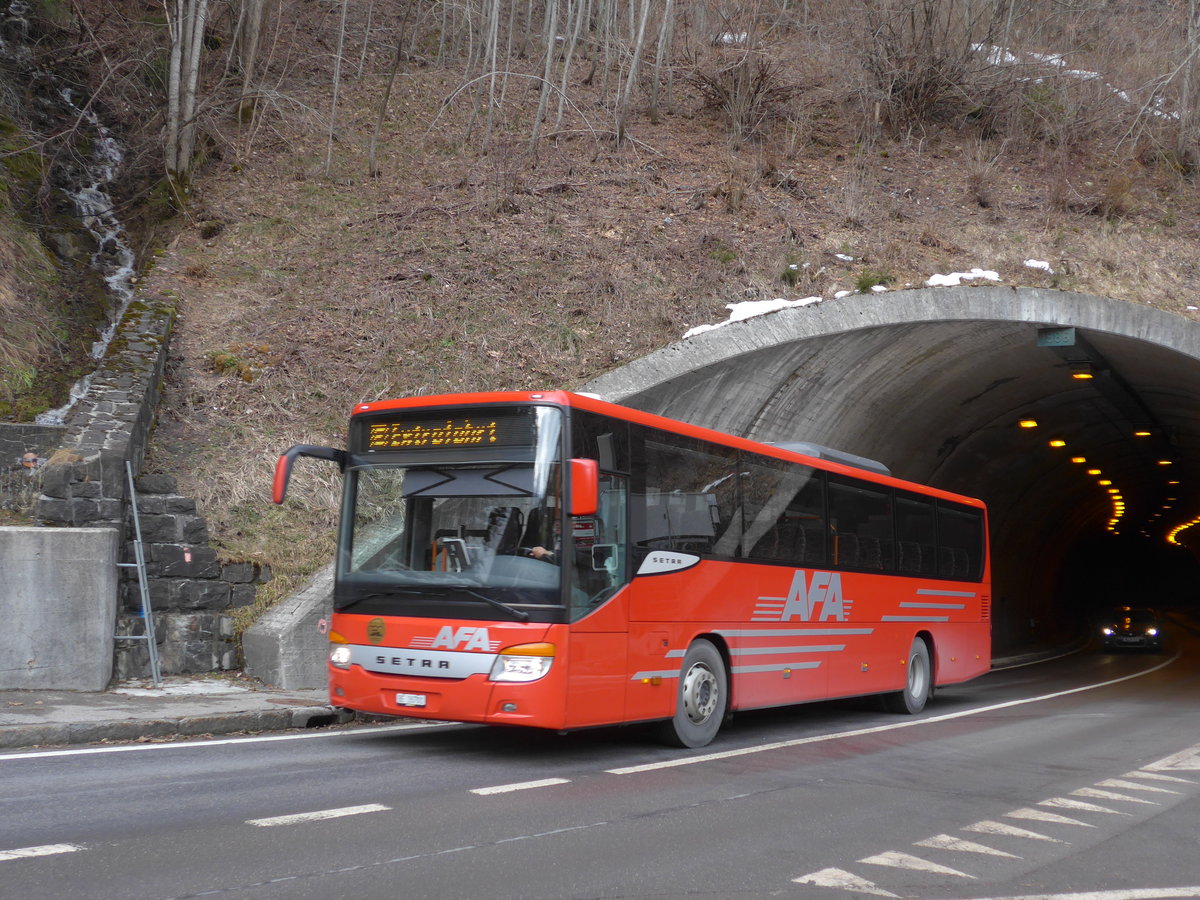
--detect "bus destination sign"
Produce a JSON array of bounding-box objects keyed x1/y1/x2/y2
[{"x1": 363, "y1": 412, "x2": 533, "y2": 451}]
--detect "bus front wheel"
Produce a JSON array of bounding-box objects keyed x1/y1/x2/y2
[
  {"x1": 661, "y1": 639, "x2": 727, "y2": 748},
  {"x1": 883, "y1": 637, "x2": 931, "y2": 715}
]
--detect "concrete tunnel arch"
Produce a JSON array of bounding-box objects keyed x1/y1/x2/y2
[{"x1": 582, "y1": 285, "x2": 1200, "y2": 655}]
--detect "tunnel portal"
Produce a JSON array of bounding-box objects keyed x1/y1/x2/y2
[{"x1": 584, "y1": 286, "x2": 1200, "y2": 655}]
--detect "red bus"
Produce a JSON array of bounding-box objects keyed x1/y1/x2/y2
[{"x1": 274, "y1": 390, "x2": 990, "y2": 748}]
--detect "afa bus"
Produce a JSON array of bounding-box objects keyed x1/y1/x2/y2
[{"x1": 274, "y1": 391, "x2": 991, "y2": 748}]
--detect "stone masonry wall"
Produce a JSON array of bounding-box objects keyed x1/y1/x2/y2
[
  {"x1": 24, "y1": 292, "x2": 271, "y2": 683},
  {"x1": 114, "y1": 474, "x2": 271, "y2": 680}
]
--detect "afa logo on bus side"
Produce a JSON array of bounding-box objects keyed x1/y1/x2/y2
[{"x1": 754, "y1": 569, "x2": 851, "y2": 622}]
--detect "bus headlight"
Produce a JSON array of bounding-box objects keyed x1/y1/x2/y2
[
  {"x1": 490, "y1": 643, "x2": 555, "y2": 682},
  {"x1": 330, "y1": 645, "x2": 353, "y2": 669}
]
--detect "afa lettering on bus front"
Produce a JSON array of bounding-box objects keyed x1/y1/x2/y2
[{"x1": 753, "y1": 570, "x2": 853, "y2": 622}]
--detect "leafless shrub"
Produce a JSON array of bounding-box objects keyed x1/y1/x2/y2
[
  {"x1": 855, "y1": 0, "x2": 1015, "y2": 129},
  {"x1": 686, "y1": 47, "x2": 800, "y2": 141},
  {"x1": 965, "y1": 139, "x2": 1003, "y2": 208}
]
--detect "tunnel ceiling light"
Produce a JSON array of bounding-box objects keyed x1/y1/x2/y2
[
  {"x1": 1070, "y1": 362, "x2": 1094, "y2": 380},
  {"x1": 1049, "y1": 439, "x2": 1067, "y2": 448},
  {"x1": 1134, "y1": 430, "x2": 1152, "y2": 437},
  {"x1": 1099, "y1": 479, "x2": 1112, "y2": 486},
  {"x1": 1071, "y1": 456, "x2": 1087, "y2": 464},
  {"x1": 1087, "y1": 468, "x2": 1102, "y2": 475},
  {"x1": 1158, "y1": 460, "x2": 1174, "y2": 466},
  {"x1": 1018, "y1": 419, "x2": 1038, "y2": 429}
]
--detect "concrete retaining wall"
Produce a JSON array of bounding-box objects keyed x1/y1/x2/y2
[{"x1": 0, "y1": 526, "x2": 119, "y2": 689}]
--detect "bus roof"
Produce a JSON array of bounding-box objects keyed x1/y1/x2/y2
[{"x1": 351, "y1": 391, "x2": 984, "y2": 509}]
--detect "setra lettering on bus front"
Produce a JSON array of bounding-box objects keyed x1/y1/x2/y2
[{"x1": 754, "y1": 570, "x2": 849, "y2": 622}]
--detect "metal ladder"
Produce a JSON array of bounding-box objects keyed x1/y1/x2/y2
[{"x1": 115, "y1": 460, "x2": 162, "y2": 686}]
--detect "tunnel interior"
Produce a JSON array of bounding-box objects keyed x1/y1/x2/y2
[{"x1": 585, "y1": 287, "x2": 1200, "y2": 655}]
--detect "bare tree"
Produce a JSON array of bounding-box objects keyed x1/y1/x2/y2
[{"x1": 163, "y1": 0, "x2": 210, "y2": 199}]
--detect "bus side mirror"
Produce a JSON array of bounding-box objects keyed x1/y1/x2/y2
[
  {"x1": 273, "y1": 444, "x2": 346, "y2": 504},
  {"x1": 569, "y1": 458, "x2": 599, "y2": 517}
]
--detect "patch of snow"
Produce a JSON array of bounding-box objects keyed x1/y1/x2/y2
[
  {"x1": 1024, "y1": 259, "x2": 1054, "y2": 274},
  {"x1": 925, "y1": 268, "x2": 1000, "y2": 287},
  {"x1": 684, "y1": 296, "x2": 822, "y2": 338}
]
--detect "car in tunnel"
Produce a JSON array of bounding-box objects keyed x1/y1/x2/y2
[{"x1": 1100, "y1": 606, "x2": 1163, "y2": 652}]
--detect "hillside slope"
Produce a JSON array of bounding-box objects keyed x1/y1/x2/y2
[{"x1": 73, "y1": 2, "x2": 1200, "y2": 608}]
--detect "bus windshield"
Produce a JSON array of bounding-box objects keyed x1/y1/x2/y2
[{"x1": 339, "y1": 407, "x2": 565, "y2": 616}]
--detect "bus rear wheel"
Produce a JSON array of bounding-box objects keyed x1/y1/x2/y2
[
  {"x1": 661, "y1": 639, "x2": 727, "y2": 748},
  {"x1": 883, "y1": 637, "x2": 931, "y2": 715}
]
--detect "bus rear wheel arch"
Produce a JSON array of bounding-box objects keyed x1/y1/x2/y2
[
  {"x1": 660, "y1": 638, "x2": 728, "y2": 748},
  {"x1": 882, "y1": 635, "x2": 932, "y2": 715}
]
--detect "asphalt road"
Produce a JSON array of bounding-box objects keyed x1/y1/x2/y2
[{"x1": 2, "y1": 617, "x2": 1199, "y2": 900}]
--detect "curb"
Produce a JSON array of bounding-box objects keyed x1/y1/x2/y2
[{"x1": 0, "y1": 704, "x2": 354, "y2": 751}]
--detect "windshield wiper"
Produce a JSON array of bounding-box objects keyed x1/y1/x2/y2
[
  {"x1": 337, "y1": 587, "x2": 529, "y2": 622},
  {"x1": 459, "y1": 588, "x2": 530, "y2": 622}
]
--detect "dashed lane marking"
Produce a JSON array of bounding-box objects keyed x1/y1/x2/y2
[
  {"x1": 1071, "y1": 786, "x2": 1158, "y2": 805},
  {"x1": 914, "y1": 834, "x2": 1021, "y2": 858},
  {"x1": 246, "y1": 803, "x2": 390, "y2": 827},
  {"x1": 859, "y1": 850, "x2": 975, "y2": 878},
  {"x1": 1005, "y1": 807, "x2": 1094, "y2": 827},
  {"x1": 792, "y1": 868, "x2": 900, "y2": 897},
  {"x1": 0, "y1": 843, "x2": 83, "y2": 862},
  {"x1": 962, "y1": 820, "x2": 1066, "y2": 843},
  {"x1": 470, "y1": 778, "x2": 571, "y2": 795},
  {"x1": 1096, "y1": 778, "x2": 1181, "y2": 794}
]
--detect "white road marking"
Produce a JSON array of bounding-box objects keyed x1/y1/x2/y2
[
  {"x1": 470, "y1": 778, "x2": 570, "y2": 795},
  {"x1": 915, "y1": 834, "x2": 1020, "y2": 858},
  {"x1": 1097, "y1": 778, "x2": 1180, "y2": 794},
  {"x1": 0, "y1": 721, "x2": 446, "y2": 762},
  {"x1": 962, "y1": 820, "x2": 1065, "y2": 843},
  {"x1": 606, "y1": 652, "x2": 1180, "y2": 775},
  {"x1": 246, "y1": 803, "x2": 390, "y2": 827},
  {"x1": 1124, "y1": 769, "x2": 1196, "y2": 784},
  {"x1": 793, "y1": 867, "x2": 899, "y2": 896},
  {"x1": 1071, "y1": 787, "x2": 1157, "y2": 805},
  {"x1": 1005, "y1": 807, "x2": 1094, "y2": 827},
  {"x1": 958, "y1": 889, "x2": 1200, "y2": 900},
  {"x1": 1145, "y1": 744, "x2": 1200, "y2": 771},
  {"x1": 0, "y1": 843, "x2": 83, "y2": 862},
  {"x1": 1038, "y1": 796, "x2": 1129, "y2": 816},
  {"x1": 859, "y1": 850, "x2": 975, "y2": 878}
]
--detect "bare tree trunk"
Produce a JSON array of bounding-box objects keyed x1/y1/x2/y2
[
  {"x1": 616, "y1": 0, "x2": 652, "y2": 144},
  {"x1": 235, "y1": 0, "x2": 267, "y2": 122},
  {"x1": 648, "y1": 0, "x2": 673, "y2": 124},
  {"x1": 368, "y1": 0, "x2": 416, "y2": 176},
  {"x1": 554, "y1": 0, "x2": 586, "y2": 132},
  {"x1": 164, "y1": 0, "x2": 184, "y2": 176},
  {"x1": 325, "y1": 0, "x2": 350, "y2": 175},
  {"x1": 529, "y1": 0, "x2": 560, "y2": 155}
]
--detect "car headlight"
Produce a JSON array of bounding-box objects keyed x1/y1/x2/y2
[
  {"x1": 490, "y1": 643, "x2": 555, "y2": 682},
  {"x1": 1146, "y1": 627, "x2": 1158, "y2": 636},
  {"x1": 1101, "y1": 627, "x2": 1114, "y2": 635},
  {"x1": 330, "y1": 645, "x2": 353, "y2": 669}
]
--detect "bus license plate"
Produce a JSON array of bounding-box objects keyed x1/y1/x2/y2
[{"x1": 395, "y1": 693, "x2": 427, "y2": 708}]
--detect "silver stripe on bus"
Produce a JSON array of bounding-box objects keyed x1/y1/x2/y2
[
  {"x1": 900, "y1": 601, "x2": 966, "y2": 610},
  {"x1": 881, "y1": 615, "x2": 951, "y2": 622},
  {"x1": 631, "y1": 670, "x2": 682, "y2": 680},
  {"x1": 917, "y1": 588, "x2": 977, "y2": 597},
  {"x1": 718, "y1": 628, "x2": 874, "y2": 637},
  {"x1": 732, "y1": 662, "x2": 823, "y2": 674},
  {"x1": 731, "y1": 645, "x2": 845, "y2": 655}
]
